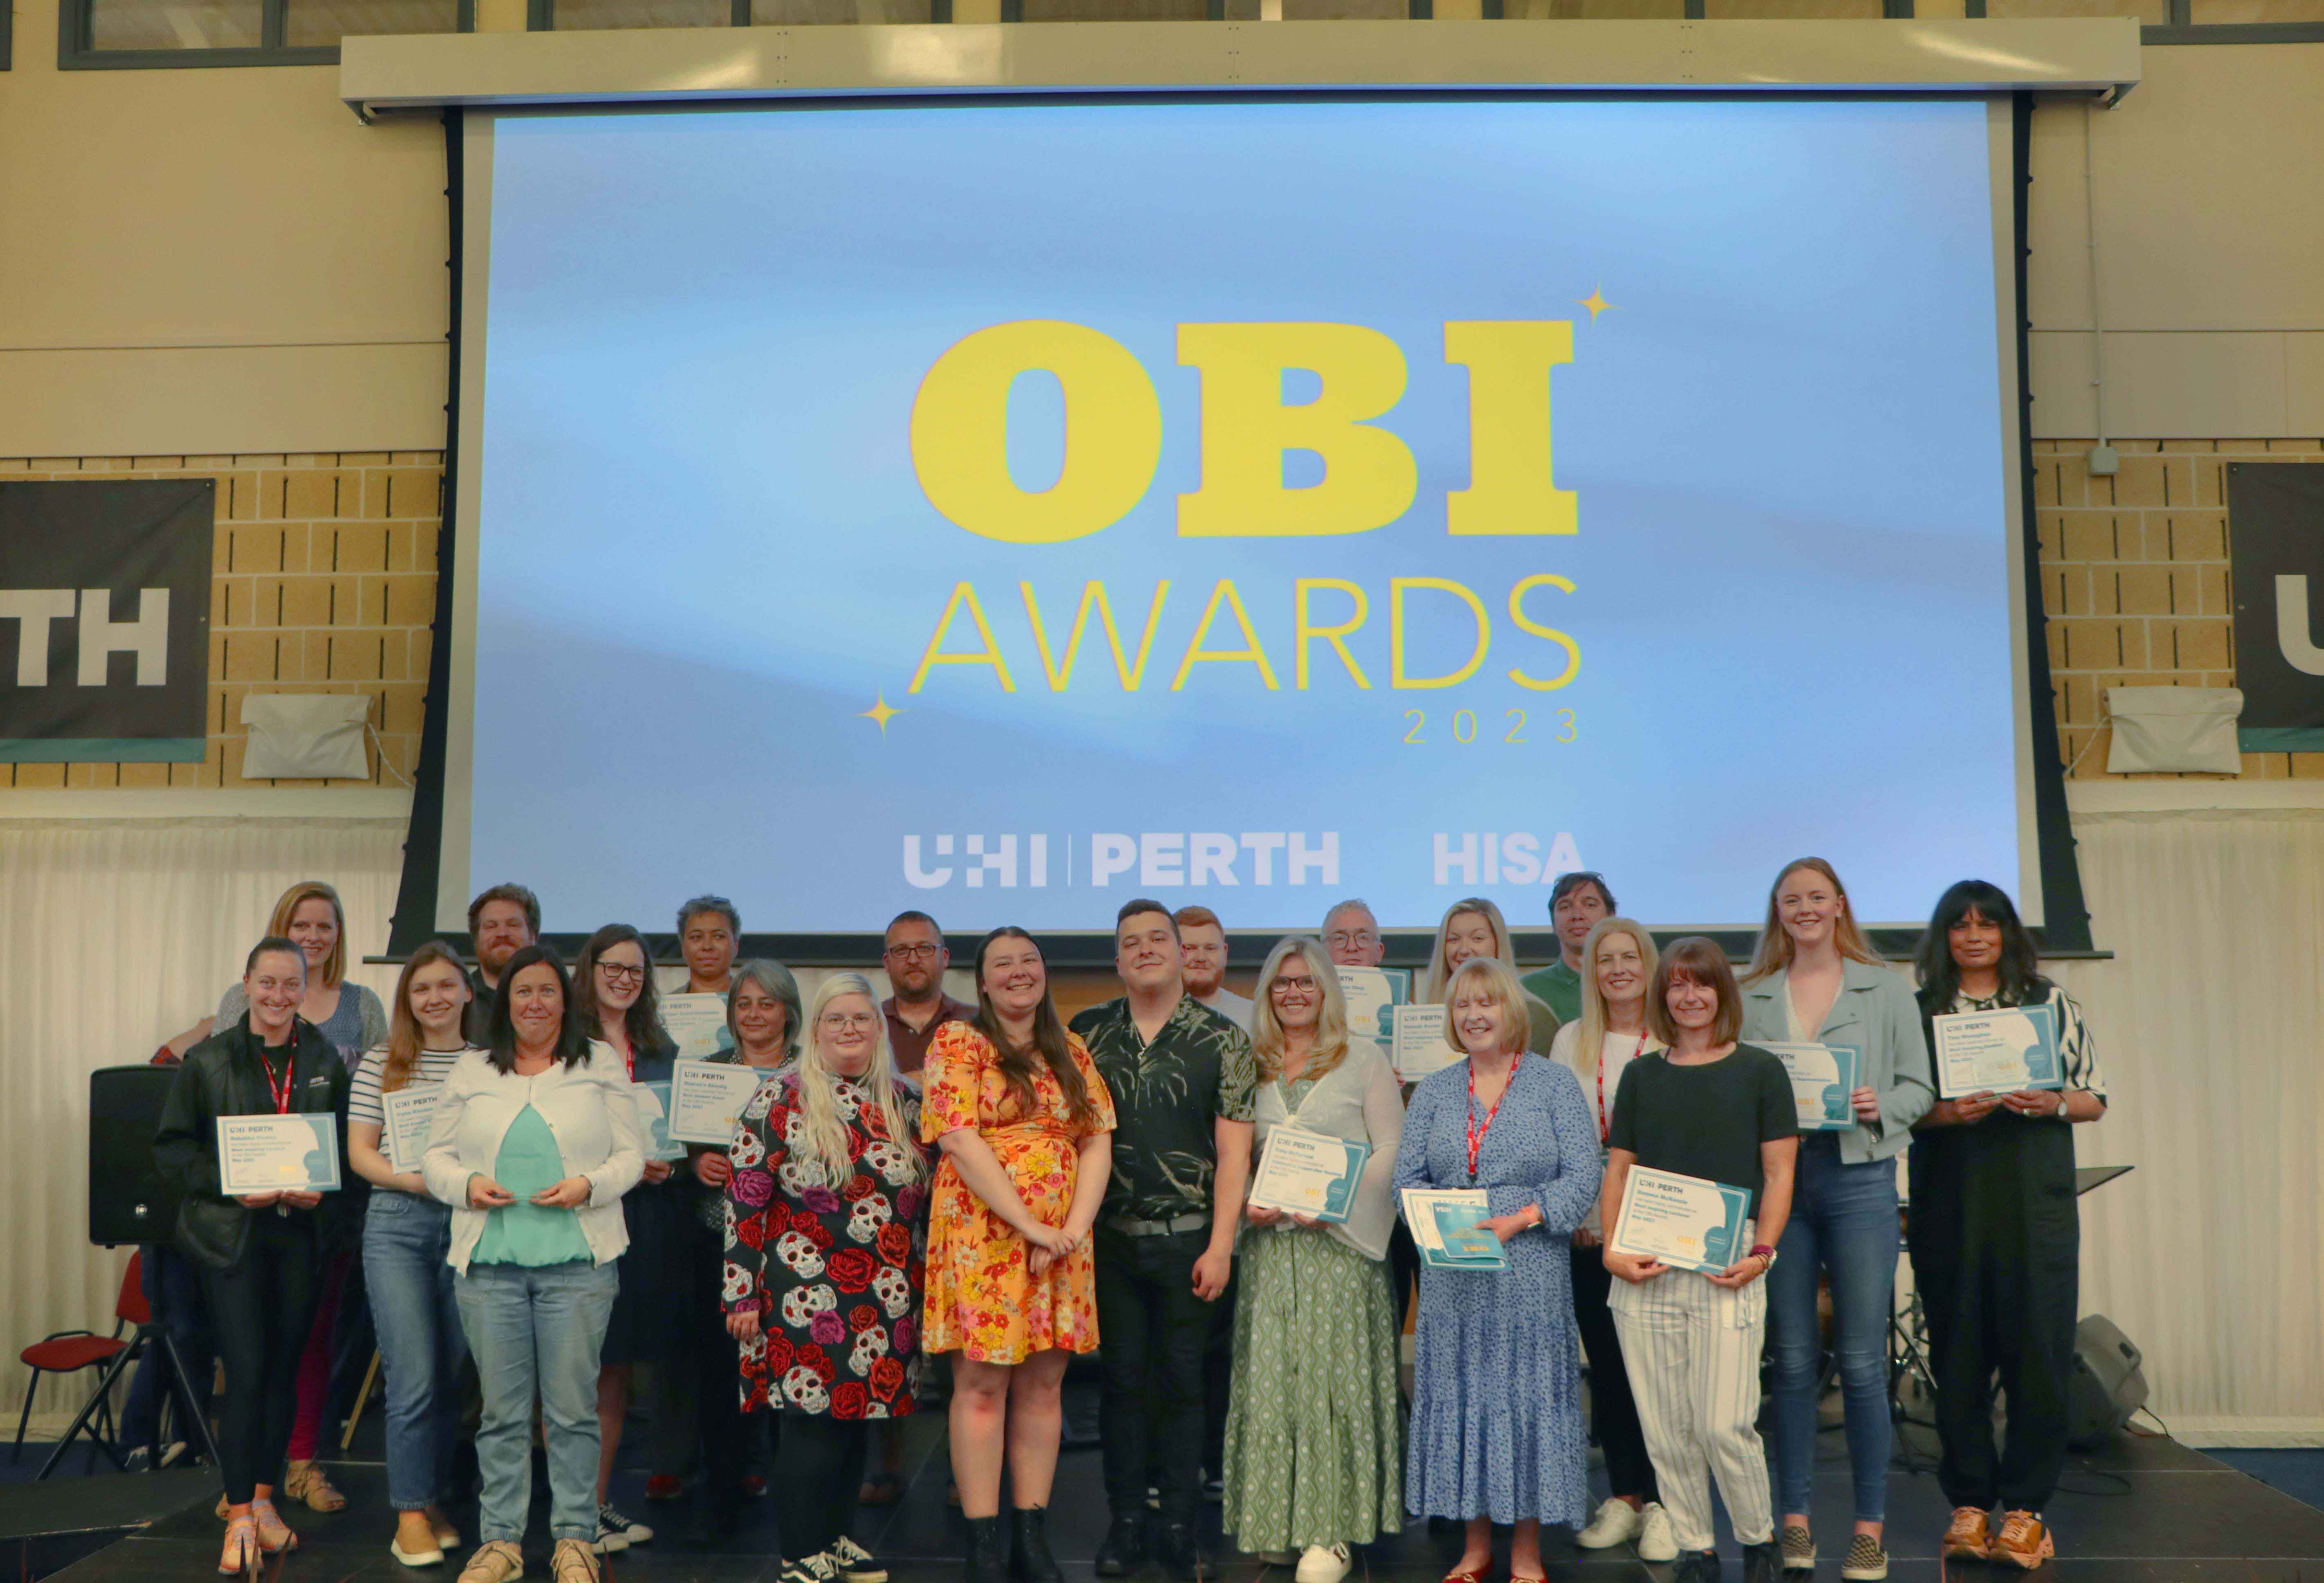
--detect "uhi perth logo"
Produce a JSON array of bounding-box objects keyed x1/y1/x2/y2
[
  {"x1": 903, "y1": 832, "x2": 1342, "y2": 891},
  {"x1": 0, "y1": 589, "x2": 173, "y2": 687}
]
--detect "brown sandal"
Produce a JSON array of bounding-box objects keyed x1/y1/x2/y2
[{"x1": 284, "y1": 1460, "x2": 348, "y2": 1513}]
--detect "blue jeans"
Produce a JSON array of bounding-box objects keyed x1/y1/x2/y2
[
  {"x1": 121, "y1": 1243, "x2": 214, "y2": 1455},
  {"x1": 364, "y1": 1191, "x2": 468, "y2": 1511},
  {"x1": 1766, "y1": 1135, "x2": 1898, "y2": 1523},
  {"x1": 454, "y1": 1259, "x2": 617, "y2": 1544}
]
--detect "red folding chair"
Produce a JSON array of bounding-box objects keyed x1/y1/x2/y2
[{"x1": 12, "y1": 1253, "x2": 143, "y2": 1471}]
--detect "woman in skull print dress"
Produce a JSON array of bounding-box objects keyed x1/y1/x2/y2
[{"x1": 724, "y1": 973, "x2": 932, "y2": 1583}]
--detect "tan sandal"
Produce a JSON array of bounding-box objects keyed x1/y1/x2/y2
[
  {"x1": 219, "y1": 1515, "x2": 261, "y2": 1578},
  {"x1": 284, "y1": 1459, "x2": 348, "y2": 1513},
  {"x1": 248, "y1": 1497, "x2": 297, "y2": 1555},
  {"x1": 552, "y1": 1537, "x2": 601, "y2": 1583},
  {"x1": 458, "y1": 1540, "x2": 525, "y2": 1583}
]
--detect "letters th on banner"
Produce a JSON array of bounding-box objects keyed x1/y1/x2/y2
[
  {"x1": 0, "y1": 480, "x2": 214, "y2": 762},
  {"x1": 2227, "y1": 463, "x2": 2324, "y2": 752}
]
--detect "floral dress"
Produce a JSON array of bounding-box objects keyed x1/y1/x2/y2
[
  {"x1": 920, "y1": 1020, "x2": 1116, "y2": 1364},
  {"x1": 723, "y1": 1070, "x2": 931, "y2": 1419}
]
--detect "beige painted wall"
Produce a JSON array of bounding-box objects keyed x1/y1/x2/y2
[{"x1": 1, "y1": 29, "x2": 2318, "y2": 452}]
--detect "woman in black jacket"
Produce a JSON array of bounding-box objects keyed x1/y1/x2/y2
[{"x1": 154, "y1": 937, "x2": 351, "y2": 1576}]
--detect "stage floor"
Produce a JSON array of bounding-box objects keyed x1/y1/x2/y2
[{"x1": 42, "y1": 1407, "x2": 2324, "y2": 1583}]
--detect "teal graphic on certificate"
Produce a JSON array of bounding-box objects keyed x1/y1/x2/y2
[
  {"x1": 633, "y1": 1081, "x2": 687, "y2": 1162},
  {"x1": 1401, "y1": 1187, "x2": 1508, "y2": 1271},
  {"x1": 1759, "y1": 1043, "x2": 1861, "y2": 1131},
  {"x1": 381, "y1": 1083, "x2": 444, "y2": 1174},
  {"x1": 1248, "y1": 1126, "x2": 1370, "y2": 1223},
  {"x1": 1335, "y1": 966, "x2": 1411, "y2": 1045},
  {"x1": 1931, "y1": 1003, "x2": 2063, "y2": 1098},
  {"x1": 661, "y1": 991, "x2": 736, "y2": 1061},
  {"x1": 1609, "y1": 1166, "x2": 1750, "y2": 1274},
  {"x1": 667, "y1": 1059, "x2": 765, "y2": 1145},
  {"x1": 1390, "y1": 1004, "x2": 1461, "y2": 1083},
  {"x1": 216, "y1": 1114, "x2": 342, "y2": 1196}
]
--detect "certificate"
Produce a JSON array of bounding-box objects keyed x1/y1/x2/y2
[
  {"x1": 1759, "y1": 1043, "x2": 1861, "y2": 1132},
  {"x1": 1400, "y1": 1188, "x2": 1506, "y2": 1270},
  {"x1": 381, "y1": 1083, "x2": 443, "y2": 1174},
  {"x1": 660, "y1": 992, "x2": 735, "y2": 1061},
  {"x1": 666, "y1": 1060, "x2": 764, "y2": 1145},
  {"x1": 1248, "y1": 1126, "x2": 1370, "y2": 1223},
  {"x1": 1390, "y1": 1004, "x2": 1460, "y2": 1083},
  {"x1": 1609, "y1": 1166, "x2": 1750, "y2": 1275},
  {"x1": 216, "y1": 1114, "x2": 342, "y2": 1196},
  {"x1": 1335, "y1": 966, "x2": 1411, "y2": 1045},
  {"x1": 633, "y1": 1081, "x2": 687, "y2": 1162},
  {"x1": 1931, "y1": 1004, "x2": 2064, "y2": 1098}
]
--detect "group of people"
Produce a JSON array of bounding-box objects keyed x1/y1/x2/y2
[{"x1": 140, "y1": 861, "x2": 2108, "y2": 1583}]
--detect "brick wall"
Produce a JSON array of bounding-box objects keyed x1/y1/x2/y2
[
  {"x1": 2034, "y1": 437, "x2": 2324, "y2": 781},
  {"x1": 0, "y1": 452, "x2": 444, "y2": 789},
  {"x1": 7, "y1": 439, "x2": 2320, "y2": 790}
]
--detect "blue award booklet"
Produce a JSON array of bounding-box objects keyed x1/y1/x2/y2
[{"x1": 1401, "y1": 1187, "x2": 1508, "y2": 1271}]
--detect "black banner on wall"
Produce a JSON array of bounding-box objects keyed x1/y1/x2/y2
[
  {"x1": 2228, "y1": 462, "x2": 2324, "y2": 752},
  {"x1": 0, "y1": 480, "x2": 214, "y2": 762}
]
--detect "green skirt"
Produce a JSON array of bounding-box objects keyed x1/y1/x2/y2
[{"x1": 1221, "y1": 1225, "x2": 1404, "y2": 1551}]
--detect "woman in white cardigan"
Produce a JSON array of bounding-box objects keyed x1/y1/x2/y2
[
  {"x1": 1220, "y1": 936, "x2": 1405, "y2": 1583},
  {"x1": 423, "y1": 945, "x2": 644, "y2": 1583}
]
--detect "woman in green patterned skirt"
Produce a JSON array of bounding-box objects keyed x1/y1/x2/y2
[{"x1": 1222, "y1": 936, "x2": 1407, "y2": 1583}]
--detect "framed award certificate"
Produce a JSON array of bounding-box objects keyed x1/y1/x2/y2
[
  {"x1": 1609, "y1": 1166, "x2": 1750, "y2": 1275},
  {"x1": 666, "y1": 1060, "x2": 764, "y2": 1145},
  {"x1": 216, "y1": 1114, "x2": 342, "y2": 1196},
  {"x1": 380, "y1": 1083, "x2": 443, "y2": 1174},
  {"x1": 660, "y1": 992, "x2": 735, "y2": 1061},
  {"x1": 1390, "y1": 1004, "x2": 1460, "y2": 1083},
  {"x1": 1248, "y1": 1126, "x2": 1369, "y2": 1223},
  {"x1": 1931, "y1": 1003, "x2": 2064, "y2": 1098},
  {"x1": 1335, "y1": 966, "x2": 1411, "y2": 1046},
  {"x1": 633, "y1": 1081, "x2": 687, "y2": 1162},
  {"x1": 1759, "y1": 1043, "x2": 1861, "y2": 1132},
  {"x1": 1400, "y1": 1187, "x2": 1507, "y2": 1271}
]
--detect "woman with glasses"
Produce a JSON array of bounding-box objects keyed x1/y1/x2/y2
[
  {"x1": 725, "y1": 973, "x2": 932, "y2": 1583},
  {"x1": 572, "y1": 925, "x2": 683, "y2": 1556},
  {"x1": 1220, "y1": 938, "x2": 1404, "y2": 1583}
]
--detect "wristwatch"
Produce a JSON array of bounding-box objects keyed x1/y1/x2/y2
[{"x1": 1749, "y1": 1243, "x2": 1779, "y2": 1270}]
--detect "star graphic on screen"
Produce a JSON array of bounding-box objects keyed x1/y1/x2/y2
[
  {"x1": 860, "y1": 694, "x2": 903, "y2": 734},
  {"x1": 1578, "y1": 288, "x2": 1614, "y2": 321}
]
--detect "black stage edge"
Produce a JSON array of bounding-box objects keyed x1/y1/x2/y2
[
  {"x1": 34, "y1": 1415, "x2": 2324, "y2": 1583},
  {"x1": 0, "y1": 1466, "x2": 220, "y2": 1581}
]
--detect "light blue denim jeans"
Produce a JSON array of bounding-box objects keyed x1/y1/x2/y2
[
  {"x1": 453, "y1": 1259, "x2": 618, "y2": 1544},
  {"x1": 1766, "y1": 1132, "x2": 1900, "y2": 1523},
  {"x1": 363, "y1": 1190, "x2": 469, "y2": 1511}
]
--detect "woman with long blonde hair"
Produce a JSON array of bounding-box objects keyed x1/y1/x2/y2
[
  {"x1": 347, "y1": 942, "x2": 481, "y2": 1566},
  {"x1": 1221, "y1": 938, "x2": 1405, "y2": 1582},
  {"x1": 1420, "y1": 897, "x2": 1559, "y2": 1055},
  {"x1": 1546, "y1": 920, "x2": 1673, "y2": 1561},
  {"x1": 1738, "y1": 859, "x2": 1932, "y2": 1581},
  {"x1": 725, "y1": 973, "x2": 934, "y2": 1583}
]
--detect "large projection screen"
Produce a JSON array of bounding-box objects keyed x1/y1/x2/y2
[{"x1": 437, "y1": 92, "x2": 2041, "y2": 948}]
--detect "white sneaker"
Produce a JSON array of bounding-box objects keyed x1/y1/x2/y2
[
  {"x1": 1637, "y1": 1504, "x2": 1679, "y2": 1563},
  {"x1": 1576, "y1": 1499, "x2": 1643, "y2": 1550},
  {"x1": 1294, "y1": 1544, "x2": 1351, "y2": 1583}
]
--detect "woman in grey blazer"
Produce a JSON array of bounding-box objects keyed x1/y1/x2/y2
[{"x1": 1738, "y1": 858, "x2": 1932, "y2": 1583}]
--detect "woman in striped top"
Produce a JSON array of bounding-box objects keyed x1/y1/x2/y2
[{"x1": 347, "y1": 942, "x2": 483, "y2": 1569}]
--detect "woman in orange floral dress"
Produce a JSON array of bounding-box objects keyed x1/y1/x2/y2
[{"x1": 922, "y1": 927, "x2": 1115, "y2": 1583}]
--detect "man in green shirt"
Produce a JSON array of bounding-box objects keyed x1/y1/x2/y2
[{"x1": 1522, "y1": 871, "x2": 1618, "y2": 1028}]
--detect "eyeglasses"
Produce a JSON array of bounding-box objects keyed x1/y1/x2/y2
[
  {"x1": 1270, "y1": 976, "x2": 1320, "y2": 996},
  {"x1": 818, "y1": 1012, "x2": 880, "y2": 1031},
  {"x1": 885, "y1": 943, "x2": 941, "y2": 961},
  {"x1": 596, "y1": 962, "x2": 647, "y2": 984}
]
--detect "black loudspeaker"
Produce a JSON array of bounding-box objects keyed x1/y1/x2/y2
[
  {"x1": 2066, "y1": 1313, "x2": 2149, "y2": 1448},
  {"x1": 88, "y1": 1065, "x2": 182, "y2": 1248}
]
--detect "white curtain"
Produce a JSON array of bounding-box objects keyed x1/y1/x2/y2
[
  {"x1": 0, "y1": 817, "x2": 405, "y2": 1431},
  {"x1": 2052, "y1": 808, "x2": 2324, "y2": 1445}
]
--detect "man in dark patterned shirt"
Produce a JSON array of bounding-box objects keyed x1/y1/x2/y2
[{"x1": 1070, "y1": 899, "x2": 1256, "y2": 1583}]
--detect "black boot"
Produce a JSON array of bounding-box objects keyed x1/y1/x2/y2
[
  {"x1": 1094, "y1": 1510, "x2": 1147, "y2": 1578},
  {"x1": 1741, "y1": 1539, "x2": 1784, "y2": 1583},
  {"x1": 964, "y1": 1516, "x2": 1010, "y2": 1583},
  {"x1": 1009, "y1": 1508, "x2": 1064, "y2": 1583},
  {"x1": 1155, "y1": 1520, "x2": 1211, "y2": 1582}
]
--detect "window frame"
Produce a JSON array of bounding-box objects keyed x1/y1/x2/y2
[
  {"x1": 59, "y1": 0, "x2": 473, "y2": 69},
  {"x1": 1960, "y1": 0, "x2": 2324, "y2": 43}
]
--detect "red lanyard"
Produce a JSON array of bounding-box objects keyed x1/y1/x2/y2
[
  {"x1": 257, "y1": 1049, "x2": 295, "y2": 1115},
  {"x1": 1465, "y1": 1060, "x2": 1517, "y2": 1180},
  {"x1": 1594, "y1": 1058, "x2": 1609, "y2": 1144}
]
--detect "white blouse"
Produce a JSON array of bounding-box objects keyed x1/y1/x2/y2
[
  {"x1": 1249, "y1": 1037, "x2": 1405, "y2": 1261},
  {"x1": 1547, "y1": 1020, "x2": 1665, "y2": 1234}
]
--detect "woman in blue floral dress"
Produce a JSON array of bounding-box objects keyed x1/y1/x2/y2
[{"x1": 1393, "y1": 958, "x2": 1601, "y2": 1583}]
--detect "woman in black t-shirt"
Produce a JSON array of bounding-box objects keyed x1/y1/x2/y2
[{"x1": 1600, "y1": 938, "x2": 1797, "y2": 1583}]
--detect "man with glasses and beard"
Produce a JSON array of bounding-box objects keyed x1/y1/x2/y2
[{"x1": 879, "y1": 911, "x2": 972, "y2": 1077}]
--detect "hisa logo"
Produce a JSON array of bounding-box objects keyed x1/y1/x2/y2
[
  {"x1": 903, "y1": 832, "x2": 1341, "y2": 891},
  {"x1": 0, "y1": 589, "x2": 173, "y2": 686}
]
